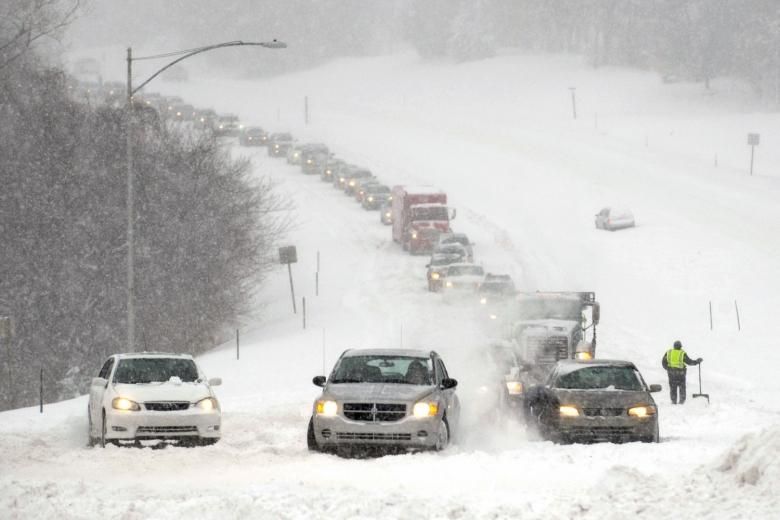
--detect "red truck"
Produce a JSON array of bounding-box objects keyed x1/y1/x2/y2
[{"x1": 391, "y1": 186, "x2": 455, "y2": 254}]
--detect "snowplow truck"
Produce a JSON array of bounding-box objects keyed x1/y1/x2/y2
[
  {"x1": 391, "y1": 186, "x2": 455, "y2": 255},
  {"x1": 510, "y1": 292, "x2": 600, "y2": 380}
]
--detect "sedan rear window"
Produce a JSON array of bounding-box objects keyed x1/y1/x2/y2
[
  {"x1": 555, "y1": 366, "x2": 644, "y2": 391},
  {"x1": 114, "y1": 358, "x2": 199, "y2": 384}
]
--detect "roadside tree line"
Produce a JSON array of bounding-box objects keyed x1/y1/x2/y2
[{"x1": 0, "y1": 8, "x2": 288, "y2": 410}]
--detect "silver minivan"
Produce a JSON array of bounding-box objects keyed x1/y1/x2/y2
[{"x1": 308, "y1": 348, "x2": 460, "y2": 453}]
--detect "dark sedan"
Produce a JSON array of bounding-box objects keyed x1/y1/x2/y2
[{"x1": 525, "y1": 359, "x2": 661, "y2": 443}]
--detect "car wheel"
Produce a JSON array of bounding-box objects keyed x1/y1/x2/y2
[
  {"x1": 434, "y1": 416, "x2": 450, "y2": 451},
  {"x1": 307, "y1": 418, "x2": 321, "y2": 452},
  {"x1": 87, "y1": 406, "x2": 98, "y2": 447},
  {"x1": 100, "y1": 410, "x2": 107, "y2": 448},
  {"x1": 197, "y1": 438, "x2": 219, "y2": 447}
]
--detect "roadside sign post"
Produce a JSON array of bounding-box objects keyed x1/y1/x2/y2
[
  {"x1": 279, "y1": 246, "x2": 298, "y2": 314},
  {"x1": 569, "y1": 87, "x2": 577, "y2": 120},
  {"x1": 0, "y1": 317, "x2": 12, "y2": 402},
  {"x1": 748, "y1": 133, "x2": 760, "y2": 176}
]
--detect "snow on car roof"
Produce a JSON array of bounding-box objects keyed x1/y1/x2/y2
[
  {"x1": 555, "y1": 359, "x2": 637, "y2": 374},
  {"x1": 115, "y1": 352, "x2": 193, "y2": 359},
  {"x1": 397, "y1": 186, "x2": 445, "y2": 195},
  {"x1": 411, "y1": 203, "x2": 447, "y2": 208},
  {"x1": 343, "y1": 348, "x2": 431, "y2": 358}
]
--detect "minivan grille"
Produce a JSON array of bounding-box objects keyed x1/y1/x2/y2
[
  {"x1": 336, "y1": 432, "x2": 412, "y2": 441},
  {"x1": 343, "y1": 403, "x2": 406, "y2": 422},
  {"x1": 583, "y1": 408, "x2": 624, "y2": 417}
]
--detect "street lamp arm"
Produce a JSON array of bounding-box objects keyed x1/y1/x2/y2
[{"x1": 130, "y1": 40, "x2": 286, "y2": 98}]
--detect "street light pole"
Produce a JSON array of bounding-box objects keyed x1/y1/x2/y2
[
  {"x1": 123, "y1": 39, "x2": 286, "y2": 353},
  {"x1": 126, "y1": 47, "x2": 135, "y2": 353}
]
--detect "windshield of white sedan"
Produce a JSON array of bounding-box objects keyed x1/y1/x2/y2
[
  {"x1": 114, "y1": 358, "x2": 199, "y2": 384},
  {"x1": 555, "y1": 366, "x2": 644, "y2": 391},
  {"x1": 331, "y1": 356, "x2": 433, "y2": 385}
]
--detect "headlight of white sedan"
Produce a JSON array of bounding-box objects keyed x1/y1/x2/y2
[
  {"x1": 628, "y1": 405, "x2": 656, "y2": 418},
  {"x1": 413, "y1": 402, "x2": 439, "y2": 418},
  {"x1": 112, "y1": 397, "x2": 141, "y2": 411},
  {"x1": 196, "y1": 397, "x2": 220, "y2": 411}
]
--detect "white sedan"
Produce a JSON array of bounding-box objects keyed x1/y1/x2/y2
[
  {"x1": 595, "y1": 207, "x2": 635, "y2": 231},
  {"x1": 441, "y1": 263, "x2": 485, "y2": 298},
  {"x1": 88, "y1": 352, "x2": 222, "y2": 447}
]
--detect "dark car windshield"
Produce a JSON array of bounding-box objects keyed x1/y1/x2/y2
[
  {"x1": 330, "y1": 355, "x2": 433, "y2": 385},
  {"x1": 273, "y1": 133, "x2": 292, "y2": 141},
  {"x1": 113, "y1": 358, "x2": 199, "y2": 384},
  {"x1": 555, "y1": 366, "x2": 644, "y2": 391},
  {"x1": 442, "y1": 235, "x2": 469, "y2": 246}
]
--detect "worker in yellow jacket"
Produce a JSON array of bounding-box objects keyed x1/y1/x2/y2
[{"x1": 661, "y1": 340, "x2": 702, "y2": 404}]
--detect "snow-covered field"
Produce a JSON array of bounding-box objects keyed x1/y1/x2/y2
[{"x1": 2, "y1": 51, "x2": 780, "y2": 518}]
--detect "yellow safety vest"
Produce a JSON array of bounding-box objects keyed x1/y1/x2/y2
[{"x1": 666, "y1": 349, "x2": 686, "y2": 369}]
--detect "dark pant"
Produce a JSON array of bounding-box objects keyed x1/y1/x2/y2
[{"x1": 668, "y1": 370, "x2": 686, "y2": 404}]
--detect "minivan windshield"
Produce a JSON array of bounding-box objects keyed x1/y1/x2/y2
[
  {"x1": 330, "y1": 355, "x2": 433, "y2": 385},
  {"x1": 113, "y1": 358, "x2": 199, "y2": 384}
]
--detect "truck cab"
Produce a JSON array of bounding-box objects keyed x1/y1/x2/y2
[
  {"x1": 391, "y1": 186, "x2": 456, "y2": 255},
  {"x1": 510, "y1": 292, "x2": 600, "y2": 382}
]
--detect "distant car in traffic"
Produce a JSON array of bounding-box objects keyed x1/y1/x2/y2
[
  {"x1": 214, "y1": 114, "x2": 242, "y2": 137},
  {"x1": 300, "y1": 144, "x2": 329, "y2": 173},
  {"x1": 441, "y1": 263, "x2": 485, "y2": 296},
  {"x1": 354, "y1": 177, "x2": 380, "y2": 203},
  {"x1": 171, "y1": 103, "x2": 196, "y2": 121},
  {"x1": 342, "y1": 168, "x2": 373, "y2": 196},
  {"x1": 320, "y1": 158, "x2": 346, "y2": 182},
  {"x1": 426, "y1": 245, "x2": 468, "y2": 292},
  {"x1": 595, "y1": 207, "x2": 635, "y2": 231},
  {"x1": 380, "y1": 202, "x2": 393, "y2": 225},
  {"x1": 287, "y1": 144, "x2": 304, "y2": 164},
  {"x1": 437, "y1": 233, "x2": 474, "y2": 262},
  {"x1": 239, "y1": 127, "x2": 268, "y2": 146},
  {"x1": 88, "y1": 352, "x2": 222, "y2": 448},
  {"x1": 268, "y1": 132, "x2": 294, "y2": 157},
  {"x1": 308, "y1": 348, "x2": 460, "y2": 454},
  {"x1": 525, "y1": 359, "x2": 661, "y2": 443},
  {"x1": 478, "y1": 274, "x2": 516, "y2": 303},
  {"x1": 361, "y1": 184, "x2": 392, "y2": 210}
]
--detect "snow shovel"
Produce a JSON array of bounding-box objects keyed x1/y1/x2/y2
[{"x1": 692, "y1": 363, "x2": 710, "y2": 404}]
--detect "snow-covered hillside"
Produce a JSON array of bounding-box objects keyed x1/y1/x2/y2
[{"x1": 2, "y1": 51, "x2": 779, "y2": 518}]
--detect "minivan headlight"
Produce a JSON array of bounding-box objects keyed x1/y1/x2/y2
[
  {"x1": 196, "y1": 397, "x2": 220, "y2": 411},
  {"x1": 413, "y1": 402, "x2": 438, "y2": 418},
  {"x1": 112, "y1": 397, "x2": 140, "y2": 411},
  {"x1": 316, "y1": 400, "x2": 338, "y2": 416}
]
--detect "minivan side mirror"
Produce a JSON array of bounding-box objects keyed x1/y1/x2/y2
[
  {"x1": 649, "y1": 384, "x2": 662, "y2": 393},
  {"x1": 208, "y1": 377, "x2": 222, "y2": 387},
  {"x1": 441, "y1": 378, "x2": 458, "y2": 390},
  {"x1": 313, "y1": 376, "x2": 327, "y2": 387},
  {"x1": 91, "y1": 377, "x2": 107, "y2": 388}
]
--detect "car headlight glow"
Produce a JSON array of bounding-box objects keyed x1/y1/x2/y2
[
  {"x1": 367, "y1": 196, "x2": 373, "y2": 202},
  {"x1": 385, "y1": 212, "x2": 391, "y2": 218},
  {"x1": 349, "y1": 180, "x2": 355, "y2": 186},
  {"x1": 431, "y1": 272, "x2": 440, "y2": 280},
  {"x1": 628, "y1": 405, "x2": 656, "y2": 418},
  {"x1": 112, "y1": 397, "x2": 140, "y2": 411},
  {"x1": 505, "y1": 381, "x2": 523, "y2": 395},
  {"x1": 559, "y1": 405, "x2": 580, "y2": 417},
  {"x1": 413, "y1": 402, "x2": 438, "y2": 418},
  {"x1": 196, "y1": 397, "x2": 220, "y2": 411},
  {"x1": 575, "y1": 352, "x2": 593, "y2": 360},
  {"x1": 307, "y1": 159, "x2": 312, "y2": 164},
  {"x1": 445, "y1": 281, "x2": 453, "y2": 288},
  {"x1": 316, "y1": 400, "x2": 338, "y2": 417},
  {"x1": 411, "y1": 232, "x2": 418, "y2": 239},
  {"x1": 480, "y1": 297, "x2": 487, "y2": 304}
]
